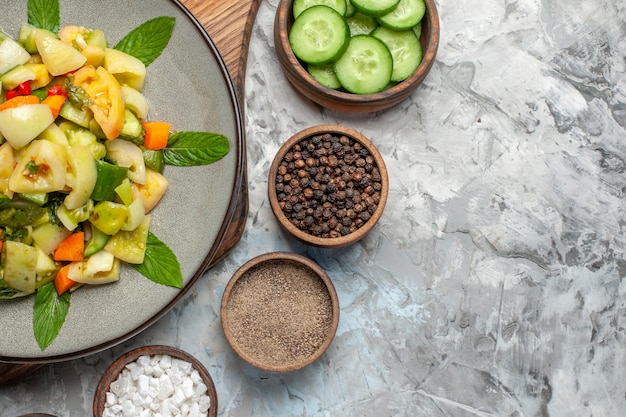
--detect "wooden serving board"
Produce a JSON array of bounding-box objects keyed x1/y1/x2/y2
[{"x1": 0, "y1": 0, "x2": 261, "y2": 387}]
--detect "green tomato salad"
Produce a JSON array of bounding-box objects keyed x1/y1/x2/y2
[{"x1": 0, "y1": 0, "x2": 230, "y2": 350}]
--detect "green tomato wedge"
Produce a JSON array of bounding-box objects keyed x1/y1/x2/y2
[
  {"x1": 90, "y1": 201, "x2": 128, "y2": 235},
  {"x1": 289, "y1": 5, "x2": 350, "y2": 65},
  {"x1": 105, "y1": 214, "x2": 151, "y2": 264}
]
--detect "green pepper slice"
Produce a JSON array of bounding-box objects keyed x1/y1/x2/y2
[{"x1": 90, "y1": 160, "x2": 129, "y2": 202}]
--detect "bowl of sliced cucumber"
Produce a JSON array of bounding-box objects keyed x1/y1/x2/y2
[{"x1": 274, "y1": 0, "x2": 439, "y2": 113}]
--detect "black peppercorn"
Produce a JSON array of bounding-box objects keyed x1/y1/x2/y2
[{"x1": 274, "y1": 132, "x2": 382, "y2": 238}]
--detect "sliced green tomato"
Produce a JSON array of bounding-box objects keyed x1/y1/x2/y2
[
  {"x1": 372, "y1": 26, "x2": 422, "y2": 82},
  {"x1": 377, "y1": 0, "x2": 426, "y2": 31},
  {"x1": 0, "y1": 142, "x2": 14, "y2": 198},
  {"x1": 350, "y1": 0, "x2": 400, "y2": 17},
  {"x1": 1, "y1": 240, "x2": 38, "y2": 294},
  {"x1": 72, "y1": 65, "x2": 124, "y2": 141},
  {"x1": 289, "y1": 5, "x2": 350, "y2": 65},
  {"x1": 307, "y1": 64, "x2": 342, "y2": 89},
  {"x1": 90, "y1": 201, "x2": 128, "y2": 235},
  {"x1": 121, "y1": 198, "x2": 146, "y2": 231},
  {"x1": 104, "y1": 214, "x2": 151, "y2": 264},
  {"x1": 293, "y1": 0, "x2": 347, "y2": 18},
  {"x1": 121, "y1": 85, "x2": 149, "y2": 119},
  {"x1": 120, "y1": 109, "x2": 142, "y2": 139},
  {"x1": 105, "y1": 139, "x2": 146, "y2": 184},
  {"x1": 347, "y1": 12, "x2": 379, "y2": 35},
  {"x1": 0, "y1": 104, "x2": 55, "y2": 150},
  {"x1": 19, "y1": 24, "x2": 58, "y2": 54},
  {"x1": 38, "y1": 123, "x2": 69, "y2": 147},
  {"x1": 103, "y1": 48, "x2": 146, "y2": 91},
  {"x1": 0, "y1": 36, "x2": 31, "y2": 75},
  {"x1": 31, "y1": 222, "x2": 72, "y2": 255},
  {"x1": 131, "y1": 168, "x2": 168, "y2": 213},
  {"x1": 35, "y1": 31, "x2": 87, "y2": 76},
  {"x1": 64, "y1": 145, "x2": 97, "y2": 210},
  {"x1": 9, "y1": 140, "x2": 67, "y2": 194},
  {"x1": 68, "y1": 250, "x2": 120, "y2": 285},
  {"x1": 56, "y1": 200, "x2": 94, "y2": 231},
  {"x1": 35, "y1": 248, "x2": 59, "y2": 285},
  {"x1": 333, "y1": 35, "x2": 393, "y2": 94}
]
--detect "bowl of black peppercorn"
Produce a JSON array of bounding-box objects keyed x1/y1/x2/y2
[{"x1": 268, "y1": 125, "x2": 389, "y2": 248}]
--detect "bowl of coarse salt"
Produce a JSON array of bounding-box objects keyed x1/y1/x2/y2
[{"x1": 93, "y1": 345, "x2": 217, "y2": 417}]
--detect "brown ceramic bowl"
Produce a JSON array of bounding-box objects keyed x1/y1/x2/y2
[
  {"x1": 93, "y1": 345, "x2": 217, "y2": 417},
  {"x1": 221, "y1": 252, "x2": 340, "y2": 372},
  {"x1": 268, "y1": 125, "x2": 388, "y2": 248},
  {"x1": 274, "y1": 0, "x2": 440, "y2": 112}
]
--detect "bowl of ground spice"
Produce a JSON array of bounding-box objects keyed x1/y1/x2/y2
[
  {"x1": 93, "y1": 345, "x2": 217, "y2": 417},
  {"x1": 268, "y1": 125, "x2": 388, "y2": 248},
  {"x1": 220, "y1": 252, "x2": 339, "y2": 372}
]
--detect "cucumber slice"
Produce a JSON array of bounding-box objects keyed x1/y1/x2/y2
[
  {"x1": 372, "y1": 26, "x2": 422, "y2": 82},
  {"x1": 307, "y1": 64, "x2": 342, "y2": 89},
  {"x1": 346, "y1": 12, "x2": 379, "y2": 36},
  {"x1": 289, "y1": 6, "x2": 350, "y2": 65},
  {"x1": 413, "y1": 21, "x2": 422, "y2": 39},
  {"x1": 378, "y1": 0, "x2": 426, "y2": 31},
  {"x1": 293, "y1": 0, "x2": 347, "y2": 18},
  {"x1": 333, "y1": 35, "x2": 393, "y2": 94},
  {"x1": 350, "y1": 0, "x2": 400, "y2": 17},
  {"x1": 345, "y1": 0, "x2": 356, "y2": 17}
]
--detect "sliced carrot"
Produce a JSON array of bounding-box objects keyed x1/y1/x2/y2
[
  {"x1": 0, "y1": 95, "x2": 40, "y2": 112},
  {"x1": 42, "y1": 94, "x2": 67, "y2": 119},
  {"x1": 142, "y1": 121, "x2": 171, "y2": 150},
  {"x1": 54, "y1": 264, "x2": 77, "y2": 295},
  {"x1": 53, "y1": 231, "x2": 85, "y2": 262}
]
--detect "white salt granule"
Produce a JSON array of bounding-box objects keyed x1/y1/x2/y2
[{"x1": 103, "y1": 354, "x2": 211, "y2": 417}]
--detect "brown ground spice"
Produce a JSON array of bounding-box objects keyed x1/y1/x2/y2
[{"x1": 224, "y1": 259, "x2": 334, "y2": 368}]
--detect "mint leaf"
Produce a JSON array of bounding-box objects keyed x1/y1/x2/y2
[
  {"x1": 33, "y1": 282, "x2": 70, "y2": 351},
  {"x1": 27, "y1": 0, "x2": 60, "y2": 32},
  {"x1": 133, "y1": 232, "x2": 182, "y2": 288},
  {"x1": 114, "y1": 16, "x2": 175, "y2": 67},
  {"x1": 163, "y1": 132, "x2": 230, "y2": 166}
]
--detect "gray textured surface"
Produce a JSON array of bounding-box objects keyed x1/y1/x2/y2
[{"x1": 3, "y1": 0, "x2": 626, "y2": 415}]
